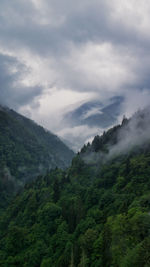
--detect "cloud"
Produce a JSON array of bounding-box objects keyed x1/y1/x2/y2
[
  {"x1": 81, "y1": 107, "x2": 103, "y2": 120},
  {"x1": 57, "y1": 124, "x2": 103, "y2": 152},
  {"x1": 110, "y1": 0, "x2": 150, "y2": 38},
  {"x1": 107, "y1": 105, "x2": 150, "y2": 159},
  {"x1": 0, "y1": 53, "x2": 43, "y2": 108},
  {"x1": 120, "y1": 89, "x2": 150, "y2": 118},
  {"x1": 19, "y1": 88, "x2": 95, "y2": 134},
  {"x1": 59, "y1": 42, "x2": 137, "y2": 95},
  {"x1": 1, "y1": 0, "x2": 150, "y2": 148}
]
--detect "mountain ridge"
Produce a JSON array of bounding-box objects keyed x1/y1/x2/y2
[
  {"x1": 0, "y1": 105, "x2": 74, "y2": 208},
  {"x1": 79, "y1": 106, "x2": 150, "y2": 165}
]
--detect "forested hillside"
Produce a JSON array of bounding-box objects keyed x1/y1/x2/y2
[
  {"x1": 81, "y1": 107, "x2": 150, "y2": 165},
  {"x1": 0, "y1": 106, "x2": 74, "y2": 209},
  {"x1": 0, "y1": 108, "x2": 150, "y2": 266}
]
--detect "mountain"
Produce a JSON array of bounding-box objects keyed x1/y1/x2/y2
[
  {"x1": 62, "y1": 96, "x2": 123, "y2": 151},
  {"x1": 0, "y1": 107, "x2": 150, "y2": 266},
  {"x1": 80, "y1": 106, "x2": 150, "y2": 164},
  {"x1": 64, "y1": 96, "x2": 123, "y2": 128},
  {"x1": 0, "y1": 105, "x2": 74, "y2": 208}
]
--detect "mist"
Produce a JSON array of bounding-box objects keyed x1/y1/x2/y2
[
  {"x1": 81, "y1": 106, "x2": 150, "y2": 164},
  {"x1": 108, "y1": 107, "x2": 150, "y2": 157}
]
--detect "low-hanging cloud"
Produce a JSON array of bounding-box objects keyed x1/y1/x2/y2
[
  {"x1": 107, "y1": 106, "x2": 150, "y2": 159},
  {"x1": 82, "y1": 106, "x2": 150, "y2": 165}
]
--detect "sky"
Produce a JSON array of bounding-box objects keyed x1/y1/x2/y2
[{"x1": 1, "y1": 0, "x2": 150, "y2": 151}]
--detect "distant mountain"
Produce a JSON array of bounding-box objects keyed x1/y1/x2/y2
[
  {"x1": 64, "y1": 96, "x2": 123, "y2": 128},
  {"x1": 61, "y1": 96, "x2": 123, "y2": 151},
  {"x1": 0, "y1": 106, "x2": 74, "y2": 208}
]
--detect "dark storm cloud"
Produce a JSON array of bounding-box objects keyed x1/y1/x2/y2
[
  {"x1": 0, "y1": 0, "x2": 145, "y2": 55},
  {"x1": 0, "y1": 0, "x2": 110, "y2": 55},
  {"x1": 0, "y1": 0, "x2": 150, "y2": 112},
  {"x1": 0, "y1": 53, "x2": 42, "y2": 108}
]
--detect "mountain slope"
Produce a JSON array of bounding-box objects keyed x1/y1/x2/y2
[
  {"x1": 64, "y1": 96, "x2": 123, "y2": 128},
  {"x1": 80, "y1": 106, "x2": 150, "y2": 165},
  {"x1": 0, "y1": 108, "x2": 150, "y2": 266},
  {"x1": 0, "y1": 106, "x2": 74, "y2": 208},
  {"x1": 62, "y1": 96, "x2": 123, "y2": 151}
]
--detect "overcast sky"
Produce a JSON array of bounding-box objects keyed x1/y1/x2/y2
[{"x1": 1, "y1": 0, "x2": 150, "y2": 150}]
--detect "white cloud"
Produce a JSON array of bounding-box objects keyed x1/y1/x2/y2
[
  {"x1": 120, "y1": 89, "x2": 150, "y2": 119},
  {"x1": 19, "y1": 89, "x2": 94, "y2": 130},
  {"x1": 57, "y1": 124, "x2": 103, "y2": 151},
  {"x1": 1, "y1": 0, "x2": 150, "y2": 149},
  {"x1": 109, "y1": 0, "x2": 150, "y2": 38},
  {"x1": 61, "y1": 42, "x2": 137, "y2": 95},
  {"x1": 81, "y1": 107, "x2": 103, "y2": 120}
]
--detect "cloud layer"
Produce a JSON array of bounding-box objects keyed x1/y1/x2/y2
[{"x1": 1, "y1": 0, "x2": 150, "y2": 149}]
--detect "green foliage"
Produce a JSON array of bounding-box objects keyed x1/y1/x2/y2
[
  {"x1": 1, "y1": 108, "x2": 150, "y2": 266},
  {"x1": 0, "y1": 107, "x2": 74, "y2": 210},
  {"x1": 1, "y1": 147, "x2": 150, "y2": 266}
]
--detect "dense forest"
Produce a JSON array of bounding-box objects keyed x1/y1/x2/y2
[
  {"x1": 0, "y1": 106, "x2": 74, "y2": 209},
  {"x1": 0, "y1": 107, "x2": 150, "y2": 266}
]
